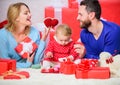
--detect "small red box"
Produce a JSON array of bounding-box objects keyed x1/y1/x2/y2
[
  {"x1": 0, "y1": 59, "x2": 16, "y2": 74},
  {"x1": 75, "y1": 67, "x2": 110, "y2": 79},
  {"x1": 60, "y1": 59, "x2": 76, "y2": 75},
  {"x1": 0, "y1": 71, "x2": 29, "y2": 79}
]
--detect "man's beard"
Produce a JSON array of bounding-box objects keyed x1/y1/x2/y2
[{"x1": 80, "y1": 20, "x2": 91, "y2": 30}]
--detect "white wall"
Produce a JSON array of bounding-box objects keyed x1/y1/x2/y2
[{"x1": 0, "y1": 0, "x2": 68, "y2": 24}]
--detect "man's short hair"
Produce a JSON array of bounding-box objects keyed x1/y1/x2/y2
[{"x1": 80, "y1": 0, "x2": 101, "y2": 20}]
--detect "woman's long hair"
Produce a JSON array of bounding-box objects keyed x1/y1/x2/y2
[{"x1": 6, "y1": 2, "x2": 30, "y2": 34}]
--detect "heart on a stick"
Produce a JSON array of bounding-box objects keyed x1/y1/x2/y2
[{"x1": 44, "y1": 17, "x2": 59, "y2": 28}]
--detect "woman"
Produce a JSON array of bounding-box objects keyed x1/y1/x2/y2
[{"x1": 0, "y1": 2, "x2": 50, "y2": 68}]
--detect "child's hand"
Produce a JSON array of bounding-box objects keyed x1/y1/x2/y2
[
  {"x1": 58, "y1": 57, "x2": 67, "y2": 62},
  {"x1": 45, "y1": 52, "x2": 53, "y2": 58}
]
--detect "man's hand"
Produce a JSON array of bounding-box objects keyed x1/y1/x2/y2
[{"x1": 74, "y1": 43, "x2": 86, "y2": 58}]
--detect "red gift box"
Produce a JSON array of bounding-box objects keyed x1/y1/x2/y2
[
  {"x1": 68, "y1": 0, "x2": 78, "y2": 9},
  {"x1": 75, "y1": 59, "x2": 110, "y2": 79},
  {"x1": 0, "y1": 70, "x2": 30, "y2": 79},
  {"x1": 100, "y1": 0, "x2": 120, "y2": 25},
  {"x1": 15, "y1": 37, "x2": 38, "y2": 59},
  {"x1": 75, "y1": 67, "x2": 110, "y2": 79},
  {"x1": 60, "y1": 59, "x2": 76, "y2": 75},
  {"x1": 62, "y1": 7, "x2": 80, "y2": 41},
  {"x1": 0, "y1": 59, "x2": 16, "y2": 74}
]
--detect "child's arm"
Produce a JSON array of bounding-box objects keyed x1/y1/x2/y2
[{"x1": 44, "y1": 40, "x2": 54, "y2": 58}]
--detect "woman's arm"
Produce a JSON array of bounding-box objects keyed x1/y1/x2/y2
[
  {"x1": 33, "y1": 27, "x2": 50, "y2": 64},
  {"x1": 0, "y1": 36, "x2": 10, "y2": 59}
]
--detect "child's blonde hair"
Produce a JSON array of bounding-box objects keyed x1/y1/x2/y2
[{"x1": 55, "y1": 24, "x2": 72, "y2": 36}]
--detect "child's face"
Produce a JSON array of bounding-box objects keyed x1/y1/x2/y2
[{"x1": 56, "y1": 33, "x2": 71, "y2": 46}]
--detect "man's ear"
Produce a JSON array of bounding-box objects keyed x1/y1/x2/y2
[{"x1": 89, "y1": 12, "x2": 95, "y2": 20}]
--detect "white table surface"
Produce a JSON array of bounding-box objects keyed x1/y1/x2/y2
[{"x1": 0, "y1": 68, "x2": 120, "y2": 85}]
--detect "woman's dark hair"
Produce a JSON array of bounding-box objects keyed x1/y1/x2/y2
[{"x1": 80, "y1": 0, "x2": 101, "y2": 20}]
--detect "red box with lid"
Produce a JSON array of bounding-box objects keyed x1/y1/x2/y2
[
  {"x1": 75, "y1": 67, "x2": 110, "y2": 79},
  {"x1": 0, "y1": 58, "x2": 16, "y2": 74}
]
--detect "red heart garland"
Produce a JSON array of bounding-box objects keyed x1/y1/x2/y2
[{"x1": 44, "y1": 17, "x2": 59, "y2": 28}]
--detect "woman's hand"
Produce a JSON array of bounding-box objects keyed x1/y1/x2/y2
[
  {"x1": 27, "y1": 52, "x2": 35, "y2": 63},
  {"x1": 41, "y1": 27, "x2": 51, "y2": 41},
  {"x1": 74, "y1": 43, "x2": 86, "y2": 58}
]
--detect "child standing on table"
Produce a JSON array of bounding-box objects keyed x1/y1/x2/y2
[{"x1": 42, "y1": 24, "x2": 79, "y2": 72}]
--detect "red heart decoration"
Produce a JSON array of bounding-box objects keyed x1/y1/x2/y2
[
  {"x1": 51, "y1": 19, "x2": 59, "y2": 28},
  {"x1": 44, "y1": 17, "x2": 59, "y2": 28},
  {"x1": 44, "y1": 18, "x2": 52, "y2": 27}
]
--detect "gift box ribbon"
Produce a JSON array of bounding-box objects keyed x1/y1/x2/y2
[
  {"x1": 0, "y1": 70, "x2": 29, "y2": 79},
  {"x1": 77, "y1": 64, "x2": 91, "y2": 78},
  {"x1": 76, "y1": 59, "x2": 98, "y2": 78}
]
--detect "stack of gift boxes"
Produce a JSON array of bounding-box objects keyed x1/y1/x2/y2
[
  {"x1": 44, "y1": 0, "x2": 120, "y2": 41},
  {"x1": 44, "y1": 0, "x2": 81, "y2": 41},
  {"x1": 0, "y1": 58, "x2": 110, "y2": 79},
  {"x1": 0, "y1": 58, "x2": 30, "y2": 79},
  {"x1": 0, "y1": 59, "x2": 16, "y2": 74},
  {"x1": 59, "y1": 58, "x2": 110, "y2": 79}
]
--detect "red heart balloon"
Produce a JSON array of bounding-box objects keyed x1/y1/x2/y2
[
  {"x1": 51, "y1": 19, "x2": 58, "y2": 28},
  {"x1": 44, "y1": 17, "x2": 58, "y2": 28},
  {"x1": 44, "y1": 17, "x2": 52, "y2": 27}
]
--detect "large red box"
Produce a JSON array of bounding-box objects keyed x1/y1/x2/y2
[
  {"x1": 0, "y1": 59, "x2": 16, "y2": 74},
  {"x1": 100, "y1": 0, "x2": 120, "y2": 25},
  {"x1": 68, "y1": 0, "x2": 78, "y2": 8},
  {"x1": 75, "y1": 67, "x2": 110, "y2": 79}
]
